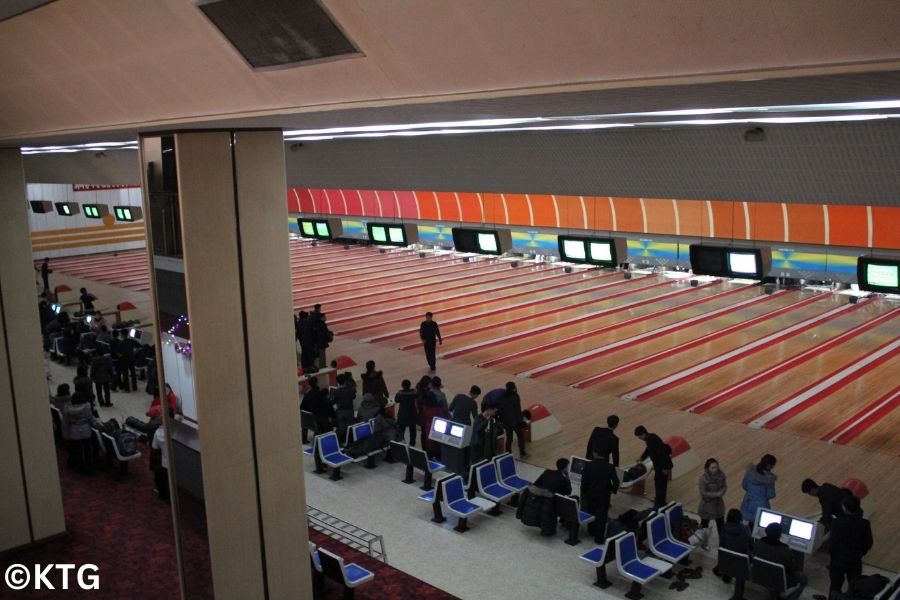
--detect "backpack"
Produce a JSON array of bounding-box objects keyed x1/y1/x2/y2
[
  {"x1": 841, "y1": 574, "x2": 890, "y2": 599},
  {"x1": 96, "y1": 418, "x2": 120, "y2": 435},
  {"x1": 677, "y1": 516, "x2": 701, "y2": 544},
  {"x1": 113, "y1": 430, "x2": 138, "y2": 456}
]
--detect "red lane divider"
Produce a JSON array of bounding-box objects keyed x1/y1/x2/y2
[
  {"x1": 746, "y1": 337, "x2": 900, "y2": 429},
  {"x1": 687, "y1": 307, "x2": 900, "y2": 414},
  {"x1": 310, "y1": 263, "x2": 553, "y2": 314},
  {"x1": 445, "y1": 279, "x2": 694, "y2": 361},
  {"x1": 334, "y1": 268, "x2": 603, "y2": 334},
  {"x1": 571, "y1": 291, "x2": 826, "y2": 389},
  {"x1": 396, "y1": 275, "x2": 670, "y2": 350},
  {"x1": 821, "y1": 385, "x2": 900, "y2": 445},
  {"x1": 618, "y1": 293, "x2": 846, "y2": 401},
  {"x1": 473, "y1": 281, "x2": 735, "y2": 367}
]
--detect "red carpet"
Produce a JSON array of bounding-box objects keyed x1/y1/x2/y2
[{"x1": 1, "y1": 444, "x2": 457, "y2": 599}]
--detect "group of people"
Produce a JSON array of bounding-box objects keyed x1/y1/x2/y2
[
  {"x1": 299, "y1": 361, "x2": 530, "y2": 468},
  {"x1": 294, "y1": 304, "x2": 333, "y2": 373}
]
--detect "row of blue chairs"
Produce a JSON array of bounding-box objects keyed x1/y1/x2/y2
[
  {"x1": 308, "y1": 541, "x2": 374, "y2": 600},
  {"x1": 578, "y1": 502, "x2": 696, "y2": 599},
  {"x1": 308, "y1": 421, "x2": 393, "y2": 480}
]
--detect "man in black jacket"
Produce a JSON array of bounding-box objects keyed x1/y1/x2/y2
[
  {"x1": 580, "y1": 455, "x2": 619, "y2": 543},
  {"x1": 827, "y1": 495, "x2": 873, "y2": 598},
  {"x1": 449, "y1": 385, "x2": 480, "y2": 425},
  {"x1": 634, "y1": 425, "x2": 672, "y2": 507},
  {"x1": 535, "y1": 458, "x2": 572, "y2": 496},
  {"x1": 419, "y1": 312, "x2": 442, "y2": 372},
  {"x1": 801, "y1": 478, "x2": 848, "y2": 531},
  {"x1": 497, "y1": 381, "x2": 527, "y2": 458},
  {"x1": 754, "y1": 523, "x2": 807, "y2": 600},
  {"x1": 309, "y1": 310, "x2": 332, "y2": 369},
  {"x1": 586, "y1": 414, "x2": 620, "y2": 466}
]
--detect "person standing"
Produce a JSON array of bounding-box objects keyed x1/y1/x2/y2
[
  {"x1": 309, "y1": 310, "x2": 333, "y2": 370},
  {"x1": 38, "y1": 257, "x2": 52, "y2": 293},
  {"x1": 90, "y1": 352, "x2": 115, "y2": 407},
  {"x1": 497, "y1": 381, "x2": 527, "y2": 458},
  {"x1": 471, "y1": 405, "x2": 500, "y2": 462},
  {"x1": 697, "y1": 458, "x2": 727, "y2": 537},
  {"x1": 449, "y1": 385, "x2": 480, "y2": 426},
  {"x1": 634, "y1": 425, "x2": 673, "y2": 507},
  {"x1": 826, "y1": 495, "x2": 873, "y2": 598},
  {"x1": 361, "y1": 360, "x2": 390, "y2": 407},
  {"x1": 585, "y1": 414, "x2": 620, "y2": 466},
  {"x1": 79, "y1": 287, "x2": 96, "y2": 314},
  {"x1": 801, "y1": 478, "x2": 848, "y2": 532},
  {"x1": 419, "y1": 312, "x2": 442, "y2": 372},
  {"x1": 580, "y1": 454, "x2": 620, "y2": 543},
  {"x1": 740, "y1": 454, "x2": 778, "y2": 525},
  {"x1": 63, "y1": 392, "x2": 93, "y2": 473},
  {"x1": 393, "y1": 380, "x2": 419, "y2": 446}
]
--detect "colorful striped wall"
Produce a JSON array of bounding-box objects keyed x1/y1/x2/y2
[{"x1": 287, "y1": 188, "x2": 900, "y2": 251}]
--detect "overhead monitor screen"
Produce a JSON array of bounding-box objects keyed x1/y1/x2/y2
[
  {"x1": 60, "y1": 204, "x2": 71, "y2": 215},
  {"x1": 371, "y1": 226, "x2": 387, "y2": 243},
  {"x1": 477, "y1": 232, "x2": 498, "y2": 253},
  {"x1": 788, "y1": 519, "x2": 814, "y2": 541},
  {"x1": 315, "y1": 222, "x2": 330, "y2": 238},
  {"x1": 115, "y1": 207, "x2": 133, "y2": 221},
  {"x1": 562, "y1": 239, "x2": 587, "y2": 261},
  {"x1": 301, "y1": 221, "x2": 315, "y2": 236},
  {"x1": 867, "y1": 263, "x2": 899, "y2": 288},
  {"x1": 589, "y1": 242, "x2": 613, "y2": 263},
  {"x1": 388, "y1": 227, "x2": 405, "y2": 244},
  {"x1": 84, "y1": 205, "x2": 100, "y2": 218},
  {"x1": 449, "y1": 425, "x2": 464, "y2": 437},
  {"x1": 728, "y1": 252, "x2": 759, "y2": 275},
  {"x1": 433, "y1": 419, "x2": 447, "y2": 434},
  {"x1": 758, "y1": 511, "x2": 782, "y2": 528}
]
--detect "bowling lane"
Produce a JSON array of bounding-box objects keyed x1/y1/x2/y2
[
  {"x1": 385, "y1": 274, "x2": 670, "y2": 348},
  {"x1": 569, "y1": 291, "x2": 839, "y2": 396},
  {"x1": 293, "y1": 258, "x2": 505, "y2": 305},
  {"x1": 843, "y1": 385, "x2": 900, "y2": 455},
  {"x1": 292, "y1": 251, "x2": 455, "y2": 282},
  {"x1": 329, "y1": 267, "x2": 597, "y2": 334},
  {"x1": 318, "y1": 262, "x2": 545, "y2": 312},
  {"x1": 481, "y1": 284, "x2": 781, "y2": 377},
  {"x1": 670, "y1": 299, "x2": 898, "y2": 420},
  {"x1": 778, "y1": 350, "x2": 900, "y2": 446}
]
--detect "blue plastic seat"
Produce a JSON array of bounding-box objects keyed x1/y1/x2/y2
[
  {"x1": 441, "y1": 476, "x2": 483, "y2": 532},
  {"x1": 647, "y1": 514, "x2": 692, "y2": 563},
  {"x1": 579, "y1": 531, "x2": 626, "y2": 589},
  {"x1": 475, "y1": 462, "x2": 516, "y2": 504},
  {"x1": 315, "y1": 432, "x2": 354, "y2": 480},
  {"x1": 493, "y1": 453, "x2": 531, "y2": 491},
  {"x1": 317, "y1": 547, "x2": 374, "y2": 598},
  {"x1": 614, "y1": 532, "x2": 673, "y2": 599}
]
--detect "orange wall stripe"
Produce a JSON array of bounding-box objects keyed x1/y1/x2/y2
[
  {"x1": 826, "y1": 205, "x2": 868, "y2": 248},
  {"x1": 555, "y1": 195, "x2": 582, "y2": 229},
  {"x1": 30, "y1": 223, "x2": 143, "y2": 238},
  {"x1": 592, "y1": 196, "x2": 613, "y2": 231},
  {"x1": 643, "y1": 198, "x2": 677, "y2": 236},
  {"x1": 414, "y1": 191, "x2": 438, "y2": 220},
  {"x1": 709, "y1": 200, "x2": 735, "y2": 240},
  {"x1": 457, "y1": 192, "x2": 482, "y2": 223},
  {"x1": 749, "y1": 202, "x2": 784, "y2": 244},
  {"x1": 358, "y1": 189, "x2": 378, "y2": 217},
  {"x1": 32, "y1": 235, "x2": 146, "y2": 252},
  {"x1": 482, "y1": 193, "x2": 503, "y2": 225},
  {"x1": 435, "y1": 191, "x2": 460, "y2": 222},
  {"x1": 872, "y1": 206, "x2": 900, "y2": 250},
  {"x1": 529, "y1": 194, "x2": 557, "y2": 230},
  {"x1": 504, "y1": 193, "x2": 531, "y2": 226},
  {"x1": 612, "y1": 197, "x2": 644, "y2": 234},
  {"x1": 786, "y1": 203, "x2": 826, "y2": 245},
  {"x1": 674, "y1": 200, "x2": 706, "y2": 237}
]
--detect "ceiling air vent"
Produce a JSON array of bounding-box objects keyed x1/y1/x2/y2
[{"x1": 199, "y1": 0, "x2": 359, "y2": 69}]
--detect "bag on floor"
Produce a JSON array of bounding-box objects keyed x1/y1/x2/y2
[
  {"x1": 843, "y1": 574, "x2": 890, "y2": 599},
  {"x1": 622, "y1": 463, "x2": 647, "y2": 483},
  {"x1": 113, "y1": 430, "x2": 138, "y2": 456}
]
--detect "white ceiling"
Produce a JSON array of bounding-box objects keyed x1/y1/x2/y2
[{"x1": 2, "y1": 0, "x2": 900, "y2": 145}]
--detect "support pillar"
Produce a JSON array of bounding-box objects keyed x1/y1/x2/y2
[
  {"x1": 144, "y1": 131, "x2": 311, "y2": 599},
  {"x1": 0, "y1": 148, "x2": 65, "y2": 552}
]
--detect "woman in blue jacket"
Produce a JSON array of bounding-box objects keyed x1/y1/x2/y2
[{"x1": 740, "y1": 454, "x2": 777, "y2": 524}]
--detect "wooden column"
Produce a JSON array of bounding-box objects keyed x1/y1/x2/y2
[
  {"x1": 0, "y1": 148, "x2": 65, "y2": 552},
  {"x1": 172, "y1": 131, "x2": 310, "y2": 599}
]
